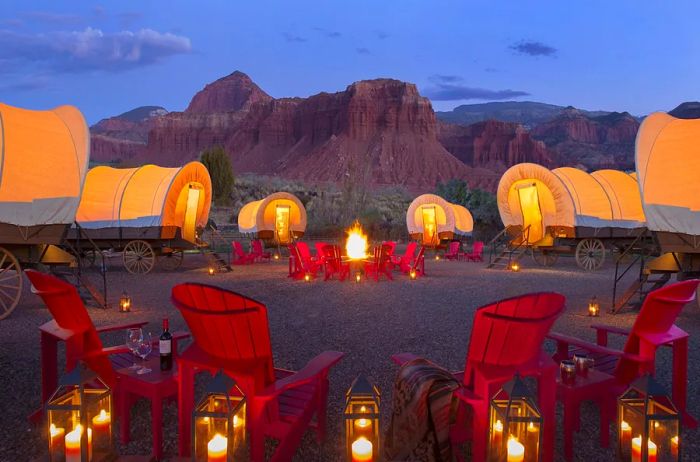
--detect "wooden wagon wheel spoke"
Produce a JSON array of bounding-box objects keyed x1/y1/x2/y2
[
  {"x1": 122, "y1": 240, "x2": 155, "y2": 274},
  {"x1": 0, "y1": 247, "x2": 23, "y2": 320}
]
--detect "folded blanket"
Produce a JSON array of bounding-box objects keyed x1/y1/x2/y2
[{"x1": 384, "y1": 358, "x2": 460, "y2": 462}]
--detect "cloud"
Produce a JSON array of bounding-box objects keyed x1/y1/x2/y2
[
  {"x1": 0, "y1": 75, "x2": 50, "y2": 92},
  {"x1": 430, "y1": 74, "x2": 462, "y2": 84},
  {"x1": 313, "y1": 27, "x2": 341, "y2": 38},
  {"x1": 374, "y1": 30, "x2": 389, "y2": 39},
  {"x1": 283, "y1": 32, "x2": 307, "y2": 43},
  {"x1": 21, "y1": 11, "x2": 83, "y2": 25},
  {"x1": 1, "y1": 18, "x2": 23, "y2": 28},
  {"x1": 356, "y1": 47, "x2": 371, "y2": 55},
  {"x1": 0, "y1": 27, "x2": 192, "y2": 73},
  {"x1": 509, "y1": 40, "x2": 557, "y2": 57},
  {"x1": 424, "y1": 82, "x2": 529, "y2": 101}
]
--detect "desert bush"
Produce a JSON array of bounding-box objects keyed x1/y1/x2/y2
[
  {"x1": 200, "y1": 146, "x2": 235, "y2": 206},
  {"x1": 435, "y1": 179, "x2": 501, "y2": 240}
]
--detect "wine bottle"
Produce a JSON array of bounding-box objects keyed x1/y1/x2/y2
[{"x1": 159, "y1": 318, "x2": 173, "y2": 371}]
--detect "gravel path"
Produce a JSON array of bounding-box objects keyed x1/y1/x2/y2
[{"x1": 1, "y1": 249, "x2": 698, "y2": 461}]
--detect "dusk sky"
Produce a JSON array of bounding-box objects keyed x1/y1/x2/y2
[{"x1": 1, "y1": 0, "x2": 698, "y2": 123}]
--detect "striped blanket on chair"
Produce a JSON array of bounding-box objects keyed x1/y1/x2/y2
[{"x1": 384, "y1": 358, "x2": 460, "y2": 462}]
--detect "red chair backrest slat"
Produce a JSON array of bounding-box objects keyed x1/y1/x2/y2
[
  {"x1": 296, "y1": 242, "x2": 313, "y2": 263},
  {"x1": 315, "y1": 242, "x2": 329, "y2": 260},
  {"x1": 463, "y1": 292, "x2": 565, "y2": 385},
  {"x1": 472, "y1": 241, "x2": 484, "y2": 255},
  {"x1": 252, "y1": 240, "x2": 263, "y2": 255},
  {"x1": 233, "y1": 241, "x2": 247, "y2": 257},
  {"x1": 25, "y1": 270, "x2": 116, "y2": 386},
  {"x1": 171, "y1": 283, "x2": 275, "y2": 385},
  {"x1": 448, "y1": 241, "x2": 460, "y2": 254},
  {"x1": 402, "y1": 242, "x2": 417, "y2": 262},
  {"x1": 382, "y1": 241, "x2": 396, "y2": 256}
]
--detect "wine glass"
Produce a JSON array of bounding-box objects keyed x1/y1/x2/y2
[
  {"x1": 136, "y1": 332, "x2": 153, "y2": 375},
  {"x1": 126, "y1": 327, "x2": 143, "y2": 370}
]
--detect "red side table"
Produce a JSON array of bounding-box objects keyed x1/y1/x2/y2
[
  {"x1": 556, "y1": 368, "x2": 617, "y2": 461},
  {"x1": 116, "y1": 355, "x2": 178, "y2": 461}
]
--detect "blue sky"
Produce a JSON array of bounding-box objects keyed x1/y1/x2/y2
[{"x1": 1, "y1": 0, "x2": 698, "y2": 124}]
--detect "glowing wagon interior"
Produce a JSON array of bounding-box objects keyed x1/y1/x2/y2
[
  {"x1": 75, "y1": 161, "x2": 212, "y2": 243},
  {"x1": 237, "y1": 192, "x2": 307, "y2": 244},
  {"x1": 497, "y1": 163, "x2": 645, "y2": 245},
  {"x1": 406, "y1": 194, "x2": 474, "y2": 246}
]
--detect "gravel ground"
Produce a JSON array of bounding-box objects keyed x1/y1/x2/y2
[{"x1": 1, "y1": 247, "x2": 699, "y2": 461}]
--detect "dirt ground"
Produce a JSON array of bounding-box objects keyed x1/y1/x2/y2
[{"x1": 1, "y1": 247, "x2": 698, "y2": 461}]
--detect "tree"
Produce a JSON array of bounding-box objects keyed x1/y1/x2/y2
[{"x1": 200, "y1": 146, "x2": 234, "y2": 206}]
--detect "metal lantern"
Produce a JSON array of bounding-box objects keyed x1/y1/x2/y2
[
  {"x1": 192, "y1": 370, "x2": 246, "y2": 462},
  {"x1": 618, "y1": 374, "x2": 680, "y2": 462},
  {"x1": 208, "y1": 266, "x2": 216, "y2": 276},
  {"x1": 588, "y1": 296, "x2": 600, "y2": 317},
  {"x1": 509, "y1": 261, "x2": 521, "y2": 272},
  {"x1": 344, "y1": 376, "x2": 380, "y2": 462},
  {"x1": 489, "y1": 373, "x2": 542, "y2": 462},
  {"x1": 118, "y1": 291, "x2": 131, "y2": 313},
  {"x1": 46, "y1": 362, "x2": 114, "y2": 462}
]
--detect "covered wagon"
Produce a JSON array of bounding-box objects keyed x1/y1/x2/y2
[
  {"x1": 70, "y1": 161, "x2": 212, "y2": 273},
  {"x1": 237, "y1": 192, "x2": 307, "y2": 244},
  {"x1": 406, "y1": 194, "x2": 474, "y2": 247},
  {"x1": 0, "y1": 103, "x2": 90, "y2": 318},
  {"x1": 494, "y1": 163, "x2": 646, "y2": 270}
]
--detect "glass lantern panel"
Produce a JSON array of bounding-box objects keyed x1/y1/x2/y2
[
  {"x1": 194, "y1": 394, "x2": 246, "y2": 461},
  {"x1": 619, "y1": 399, "x2": 646, "y2": 460}
]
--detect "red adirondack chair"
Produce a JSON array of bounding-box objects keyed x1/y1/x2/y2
[
  {"x1": 381, "y1": 241, "x2": 397, "y2": 259},
  {"x1": 392, "y1": 292, "x2": 565, "y2": 462},
  {"x1": 444, "y1": 241, "x2": 461, "y2": 260},
  {"x1": 322, "y1": 244, "x2": 349, "y2": 281},
  {"x1": 251, "y1": 239, "x2": 271, "y2": 262},
  {"x1": 391, "y1": 241, "x2": 418, "y2": 268},
  {"x1": 403, "y1": 245, "x2": 426, "y2": 277},
  {"x1": 462, "y1": 241, "x2": 485, "y2": 262},
  {"x1": 364, "y1": 244, "x2": 394, "y2": 281},
  {"x1": 548, "y1": 279, "x2": 700, "y2": 430},
  {"x1": 232, "y1": 240, "x2": 255, "y2": 265},
  {"x1": 288, "y1": 242, "x2": 321, "y2": 280},
  {"x1": 314, "y1": 241, "x2": 330, "y2": 266},
  {"x1": 26, "y1": 270, "x2": 187, "y2": 460},
  {"x1": 172, "y1": 283, "x2": 344, "y2": 462}
]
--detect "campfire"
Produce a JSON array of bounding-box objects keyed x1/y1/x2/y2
[{"x1": 345, "y1": 220, "x2": 368, "y2": 260}]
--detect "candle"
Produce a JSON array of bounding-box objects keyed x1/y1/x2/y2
[
  {"x1": 351, "y1": 437, "x2": 373, "y2": 462},
  {"x1": 631, "y1": 436, "x2": 657, "y2": 462},
  {"x1": 671, "y1": 435, "x2": 679, "y2": 457},
  {"x1": 492, "y1": 419, "x2": 503, "y2": 452},
  {"x1": 49, "y1": 424, "x2": 65, "y2": 454},
  {"x1": 65, "y1": 425, "x2": 92, "y2": 462},
  {"x1": 92, "y1": 409, "x2": 110, "y2": 439},
  {"x1": 620, "y1": 420, "x2": 631, "y2": 449},
  {"x1": 507, "y1": 437, "x2": 525, "y2": 462},
  {"x1": 526, "y1": 422, "x2": 539, "y2": 459},
  {"x1": 207, "y1": 433, "x2": 227, "y2": 462}
]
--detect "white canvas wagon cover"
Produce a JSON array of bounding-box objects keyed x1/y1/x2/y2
[{"x1": 0, "y1": 103, "x2": 90, "y2": 227}]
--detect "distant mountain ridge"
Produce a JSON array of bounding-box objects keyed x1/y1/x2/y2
[{"x1": 436, "y1": 101, "x2": 632, "y2": 127}]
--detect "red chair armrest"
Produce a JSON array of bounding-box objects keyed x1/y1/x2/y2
[
  {"x1": 39, "y1": 320, "x2": 81, "y2": 340},
  {"x1": 256, "y1": 351, "x2": 344, "y2": 402},
  {"x1": 95, "y1": 320, "x2": 148, "y2": 333},
  {"x1": 390, "y1": 352, "x2": 420, "y2": 366},
  {"x1": 547, "y1": 332, "x2": 650, "y2": 365}
]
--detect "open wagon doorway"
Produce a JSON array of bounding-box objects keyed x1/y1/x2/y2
[
  {"x1": 275, "y1": 204, "x2": 291, "y2": 244},
  {"x1": 516, "y1": 183, "x2": 544, "y2": 243},
  {"x1": 421, "y1": 206, "x2": 438, "y2": 246},
  {"x1": 182, "y1": 185, "x2": 201, "y2": 242}
]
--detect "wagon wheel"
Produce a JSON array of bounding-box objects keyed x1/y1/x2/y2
[
  {"x1": 575, "y1": 238, "x2": 606, "y2": 271},
  {"x1": 159, "y1": 250, "x2": 184, "y2": 271},
  {"x1": 531, "y1": 248, "x2": 559, "y2": 267},
  {"x1": 122, "y1": 240, "x2": 156, "y2": 274},
  {"x1": 0, "y1": 247, "x2": 23, "y2": 320}
]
